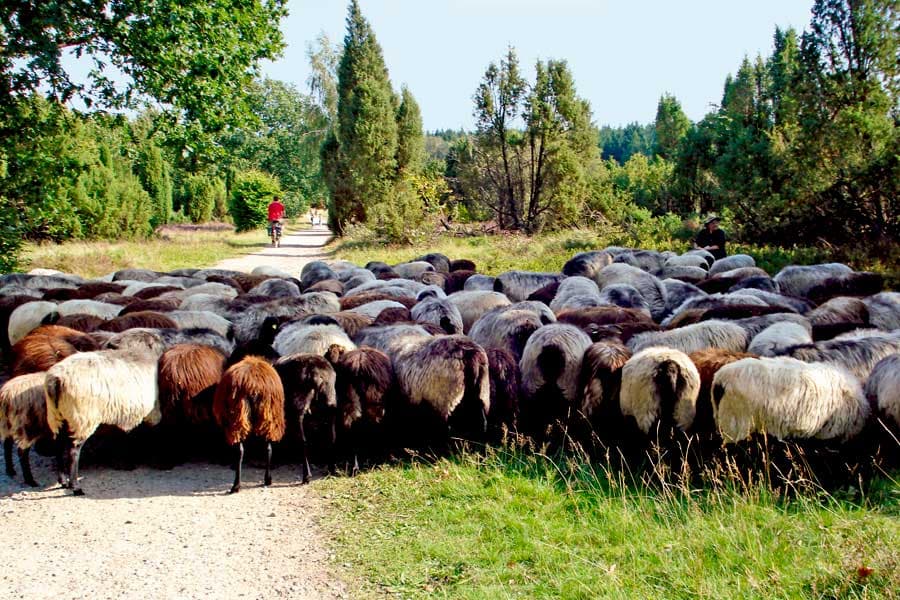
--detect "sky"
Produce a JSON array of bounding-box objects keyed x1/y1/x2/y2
[{"x1": 261, "y1": 0, "x2": 814, "y2": 131}]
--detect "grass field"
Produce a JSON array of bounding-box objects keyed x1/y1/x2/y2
[
  {"x1": 21, "y1": 224, "x2": 272, "y2": 278},
  {"x1": 322, "y1": 448, "x2": 899, "y2": 599}
]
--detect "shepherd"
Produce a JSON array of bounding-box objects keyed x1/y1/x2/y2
[{"x1": 694, "y1": 215, "x2": 727, "y2": 260}]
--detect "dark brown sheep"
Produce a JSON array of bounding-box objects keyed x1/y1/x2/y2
[
  {"x1": 11, "y1": 325, "x2": 99, "y2": 376},
  {"x1": 688, "y1": 348, "x2": 757, "y2": 435},
  {"x1": 306, "y1": 279, "x2": 345, "y2": 296},
  {"x1": 91, "y1": 293, "x2": 138, "y2": 306},
  {"x1": 486, "y1": 348, "x2": 520, "y2": 440},
  {"x1": 526, "y1": 281, "x2": 562, "y2": 306},
  {"x1": 159, "y1": 344, "x2": 227, "y2": 426},
  {"x1": 699, "y1": 304, "x2": 788, "y2": 321},
  {"x1": 275, "y1": 352, "x2": 338, "y2": 483},
  {"x1": 132, "y1": 285, "x2": 183, "y2": 300},
  {"x1": 55, "y1": 314, "x2": 106, "y2": 333},
  {"x1": 806, "y1": 272, "x2": 883, "y2": 305},
  {"x1": 340, "y1": 292, "x2": 416, "y2": 311},
  {"x1": 232, "y1": 273, "x2": 273, "y2": 293},
  {"x1": 119, "y1": 298, "x2": 181, "y2": 315},
  {"x1": 204, "y1": 275, "x2": 244, "y2": 293},
  {"x1": 376, "y1": 271, "x2": 401, "y2": 281},
  {"x1": 372, "y1": 307, "x2": 413, "y2": 325},
  {"x1": 42, "y1": 281, "x2": 126, "y2": 301},
  {"x1": 664, "y1": 308, "x2": 708, "y2": 329},
  {"x1": 577, "y1": 340, "x2": 632, "y2": 434},
  {"x1": 450, "y1": 259, "x2": 477, "y2": 272},
  {"x1": 328, "y1": 311, "x2": 373, "y2": 338},
  {"x1": 584, "y1": 321, "x2": 661, "y2": 344},
  {"x1": 213, "y1": 356, "x2": 285, "y2": 493},
  {"x1": 556, "y1": 306, "x2": 653, "y2": 330},
  {"x1": 329, "y1": 345, "x2": 393, "y2": 475},
  {"x1": 98, "y1": 311, "x2": 179, "y2": 333},
  {"x1": 1, "y1": 373, "x2": 53, "y2": 487},
  {"x1": 444, "y1": 270, "x2": 475, "y2": 294}
]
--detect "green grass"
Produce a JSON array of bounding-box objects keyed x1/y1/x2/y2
[
  {"x1": 321, "y1": 448, "x2": 899, "y2": 599},
  {"x1": 21, "y1": 223, "x2": 275, "y2": 278}
]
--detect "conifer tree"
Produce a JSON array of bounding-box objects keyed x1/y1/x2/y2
[{"x1": 396, "y1": 86, "x2": 425, "y2": 174}]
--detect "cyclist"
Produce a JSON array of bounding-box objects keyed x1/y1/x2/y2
[{"x1": 267, "y1": 196, "x2": 285, "y2": 247}]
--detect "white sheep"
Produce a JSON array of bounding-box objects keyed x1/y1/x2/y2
[
  {"x1": 273, "y1": 323, "x2": 357, "y2": 357},
  {"x1": 628, "y1": 320, "x2": 748, "y2": 354},
  {"x1": 865, "y1": 354, "x2": 900, "y2": 429},
  {"x1": 8, "y1": 301, "x2": 59, "y2": 346},
  {"x1": 747, "y1": 321, "x2": 813, "y2": 357},
  {"x1": 619, "y1": 347, "x2": 700, "y2": 434}
]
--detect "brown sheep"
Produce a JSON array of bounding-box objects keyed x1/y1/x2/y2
[
  {"x1": 328, "y1": 311, "x2": 373, "y2": 339},
  {"x1": 232, "y1": 273, "x2": 273, "y2": 293},
  {"x1": 557, "y1": 306, "x2": 653, "y2": 330},
  {"x1": 213, "y1": 356, "x2": 285, "y2": 493},
  {"x1": 372, "y1": 307, "x2": 413, "y2": 325},
  {"x1": 119, "y1": 298, "x2": 181, "y2": 315},
  {"x1": 275, "y1": 352, "x2": 338, "y2": 483},
  {"x1": 1, "y1": 372, "x2": 53, "y2": 487},
  {"x1": 204, "y1": 275, "x2": 244, "y2": 293},
  {"x1": 688, "y1": 348, "x2": 757, "y2": 434},
  {"x1": 306, "y1": 279, "x2": 345, "y2": 296},
  {"x1": 450, "y1": 259, "x2": 477, "y2": 272},
  {"x1": 159, "y1": 344, "x2": 227, "y2": 426},
  {"x1": 329, "y1": 345, "x2": 393, "y2": 475},
  {"x1": 486, "y1": 348, "x2": 520, "y2": 440},
  {"x1": 444, "y1": 270, "x2": 475, "y2": 294},
  {"x1": 11, "y1": 325, "x2": 99, "y2": 376},
  {"x1": 132, "y1": 285, "x2": 183, "y2": 300},
  {"x1": 98, "y1": 311, "x2": 179, "y2": 333},
  {"x1": 577, "y1": 341, "x2": 632, "y2": 441},
  {"x1": 664, "y1": 308, "x2": 708, "y2": 329},
  {"x1": 417, "y1": 271, "x2": 446, "y2": 289},
  {"x1": 42, "y1": 282, "x2": 126, "y2": 301},
  {"x1": 340, "y1": 292, "x2": 416, "y2": 311},
  {"x1": 55, "y1": 314, "x2": 106, "y2": 333},
  {"x1": 91, "y1": 292, "x2": 138, "y2": 306},
  {"x1": 526, "y1": 281, "x2": 562, "y2": 306}
]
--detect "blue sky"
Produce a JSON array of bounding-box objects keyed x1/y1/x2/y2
[{"x1": 262, "y1": 1, "x2": 814, "y2": 131}]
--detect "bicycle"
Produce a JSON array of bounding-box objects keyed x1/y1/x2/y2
[{"x1": 268, "y1": 220, "x2": 283, "y2": 247}]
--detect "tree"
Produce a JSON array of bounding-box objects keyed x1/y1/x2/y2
[
  {"x1": 396, "y1": 86, "x2": 425, "y2": 174},
  {"x1": 0, "y1": 0, "x2": 287, "y2": 151},
  {"x1": 306, "y1": 32, "x2": 340, "y2": 122},
  {"x1": 229, "y1": 170, "x2": 281, "y2": 232},
  {"x1": 323, "y1": 0, "x2": 399, "y2": 234},
  {"x1": 654, "y1": 94, "x2": 690, "y2": 160}
]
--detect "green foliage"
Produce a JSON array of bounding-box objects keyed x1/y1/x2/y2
[
  {"x1": 396, "y1": 86, "x2": 426, "y2": 174},
  {"x1": 598, "y1": 122, "x2": 656, "y2": 163},
  {"x1": 0, "y1": 201, "x2": 22, "y2": 273},
  {"x1": 1, "y1": 0, "x2": 288, "y2": 160},
  {"x1": 325, "y1": 0, "x2": 401, "y2": 235},
  {"x1": 228, "y1": 170, "x2": 281, "y2": 232},
  {"x1": 653, "y1": 93, "x2": 691, "y2": 160},
  {"x1": 135, "y1": 139, "x2": 173, "y2": 228},
  {"x1": 181, "y1": 174, "x2": 223, "y2": 224}
]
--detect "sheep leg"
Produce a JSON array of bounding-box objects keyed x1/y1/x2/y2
[
  {"x1": 299, "y1": 416, "x2": 311, "y2": 484},
  {"x1": 264, "y1": 442, "x2": 273, "y2": 487},
  {"x1": 55, "y1": 437, "x2": 68, "y2": 486},
  {"x1": 3, "y1": 438, "x2": 14, "y2": 477},
  {"x1": 229, "y1": 442, "x2": 244, "y2": 494},
  {"x1": 328, "y1": 417, "x2": 337, "y2": 476},
  {"x1": 68, "y1": 440, "x2": 84, "y2": 496},
  {"x1": 18, "y1": 447, "x2": 38, "y2": 487}
]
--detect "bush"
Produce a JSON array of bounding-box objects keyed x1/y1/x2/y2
[
  {"x1": 228, "y1": 170, "x2": 281, "y2": 232},
  {"x1": 368, "y1": 175, "x2": 442, "y2": 244},
  {"x1": 0, "y1": 200, "x2": 22, "y2": 273},
  {"x1": 181, "y1": 174, "x2": 219, "y2": 224}
]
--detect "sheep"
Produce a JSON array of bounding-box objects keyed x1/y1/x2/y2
[
  {"x1": 248, "y1": 278, "x2": 302, "y2": 298},
  {"x1": 344, "y1": 279, "x2": 424, "y2": 299},
  {"x1": 805, "y1": 272, "x2": 884, "y2": 305},
  {"x1": 166, "y1": 268, "x2": 200, "y2": 278},
  {"x1": 712, "y1": 357, "x2": 869, "y2": 443},
  {"x1": 728, "y1": 276, "x2": 779, "y2": 294},
  {"x1": 482, "y1": 348, "x2": 521, "y2": 440},
  {"x1": 354, "y1": 324, "x2": 432, "y2": 354},
  {"x1": 447, "y1": 291, "x2": 512, "y2": 333},
  {"x1": 8, "y1": 301, "x2": 59, "y2": 346},
  {"x1": 509, "y1": 301, "x2": 557, "y2": 325},
  {"x1": 728, "y1": 313, "x2": 812, "y2": 340},
  {"x1": 112, "y1": 268, "x2": 161, "y2": 282},
  {"x1": 372, "y1": 307, "x2": 412, "y2": 325},
  {"x1": 11, "y1": 325, "x2": 99, "y2": 376},
  {"x1": 273, "y1": 323, "x2": 356, "y2": 357},
  {"x1": 155, "y1": 275, "x2": 206, "y2": 289},
  {"x1": 410, "y1": 297, "x2": 464, "y2": 334},
  {"x1": 252, "y1": 265, "x2": 294, "y2": 279},
  {"x1": 688, "y1": 349, "x2": 757, "y2": 435},
  {"x1": 556, "y1": 306, "x2": 654, "y2": 330},
  {"x1": 549, "y1": 277, "x2": 601, "y2": 313},
  {"x1": 808, "y1": 297, "x2": 870, "y2": 328},
  {"x1": 613, "y1": 250, "x2": 666, "y2": 276},
  {"x1": 661, "y1": 293, "x2": 769, "y2": 326},
  {"x1": 628, "y1": 320, "x2": 748, "y2": 354},
  {"x1": 193, "y1": 268, "x2": 244, "y2": 281},
  {"x1": 42, "y1": 282, "x2": 126, "y2": 301},
  {"x1": 595, "y1": 263, "x2": 668, "y2": 322},
  {"x1": 167, "y1": 310, "x2": 233, "y2": 340},
  {"x1": 450, "y1": 259, "x2": 477, "y2": 272},
  {"x1": 416, "y1": 272, "x2": 447, "y2": 290},
  {"x1": 160, "y1": 282, "x2": 239, "y2": 303},
  {"x1": 340, "y1": 292, "x2": 416, "y2": 311},
  {"x1": 865, "y1": 354, "x2": 900, "y2": 430},
  {"x1": 274, "y1": 352, "x2": 339, "y2": 483},
  {"x1": 526, "y1": 280, "x2": 561, "y2": 305},
  {"x1": 662, "y1": 265, "x2": 708, "y2": 284},
  {"x1": 97, "y1": 310, "x2": 178, "y2": 333},
  {"x1": 562, "y1": 250, "x2": 614, "y2": 279},
  {"x1": 229, "y1": 273, "x2": 271, "y2": 293},
  {"x1": 519, "y1": 324, "x2": 593, "y2": 437},
  {"x1": 392, "y1": 261, "x2": 435, "y2": 280},
  {"x1": 780, "y1": 332, "x2": 900, "y2": 380},
  {"x1": 0, "y1": 285, "x2": 42, "y2": 299},
  {"x1": 443, "y1": 270, "x2": 475, "y2": 294},
  {"x1": 469, "y1": 307, "x2": 544, "y2": 362},
  {"x1": 747, "y1": 321, "x2": 813, "y2": 357},
  {"x1": 132, "y1": 285, "x2": 184, "y2": 300},
  {"x1": 300, "y1": 261, "x2": 338, "y2": 289},
  {"x1": 364, "y1": 261, "x2": 396, "y2": 276},
  {"x1": 158, "y1": 344, "x2": 227, "y2": 428},
  {"x1": 863, "y1": 292, "x2": 900, "y2": 331},
  {"x1": 463, "y1": 274, "x2": 496, "y2": 291},
  {"x1": 661, "y1": 279, "x2": 707, "y2": 317},
  {"x1": 120, "y1": 298, "x2": 182, "y2": 315},
  {"x1": 212, "y1": 356, "x2": 286, "y2": 493},
  {"x1": 665, "y1": 254, "x2": 709, "y2": 270},
  {"x1": 178, "y1": 293, "x2": 232, "y2": 317},
  {"x1": 390, "y1": 335, "x2": 491, "y2": 442},
  {"x1": 320, "y1": 311, "x2": 373, "y2": 339},
  {"x1": 306, "y1": 279, "x2": 345, "y2": 296},
  {"x1": 413, "y1": 253, "x2": 451, "y2": 273},
  {"x1": 576, "y1": 340, "x2": 632, "y2": 439},
  {"x1": 730, "y1": 288, "x2": 815, "y2": 314},
  {"x1": 416, "y1": 285, "x2": 447, "y2": 300},
  {"x1": 494, "y1": 271, "x2": 564, "y2": 302},
  {"x1": 336, "y1": 267, "x2": 374, "y2": 284},
  {"x1": 772, "y1": 263, "x2": 853, "y2": 298},
  {"x1": 1, "y1": 373, "x2": 53, "y2": 487},
  {"x1": 329, "y1": 347, "x2": 394, "y2": 475},
  {"x1": 707, "y1": 254, "x2": 756, "y2": 277},
  {"x1": 1, "y1": 296, "x2": 42, "y2": 354},
  {"x1": 44, "y1": 329, "x2": 167, "y2": 495},
  {"x1": 347, "y1": 300, "x2": 410, "y2": 320},
  {"x1": 619, "y1": 347, "x2": 701, "y2": 435},
  {"x1": 55, "y1": 314, "x2": 106, "y2": 333}
]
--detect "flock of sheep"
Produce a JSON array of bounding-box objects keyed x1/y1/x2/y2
[{"x1": 1, "y1": 245, "x2": 898, "y2": 496}]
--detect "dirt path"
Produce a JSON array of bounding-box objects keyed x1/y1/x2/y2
[
  {"x1": 214, "y1": 224, "x2": 334, "y2": 275},
  {"x1": 0, "y1": 225, "x2": 349, "y2": 600}
]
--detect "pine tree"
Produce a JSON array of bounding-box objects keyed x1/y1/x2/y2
[
  {"x1": 396, "y1": 85, "x2": 425, "y2": 174},
  {"x1": 323, "y1": 0, "x2": 398, "y2": 235},
  {"x1": 653, "y1": 94, "x2": 690, "y2": 160}
]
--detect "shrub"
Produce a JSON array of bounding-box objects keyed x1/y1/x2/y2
[
  {"x1": 182, "y1": 174, "x2": 218, "y2": 224},
  {"x1": 229, "y1": 170, "x2": 281, "y2": 232},
  {"x1": 0, "y1": 199, "x2": 22, "y2": 273}
]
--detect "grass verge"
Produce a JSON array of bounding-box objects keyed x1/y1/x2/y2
[
  {"x1": 321, "y1": 447, "x2": 899, "y2": 599},
  {"x1": 21, "y1": 223, "x2": 273, "y2": 278}
]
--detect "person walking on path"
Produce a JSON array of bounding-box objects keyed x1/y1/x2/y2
[{"x1": 694, "y1": 215, "x2": 727, "y2": 260}]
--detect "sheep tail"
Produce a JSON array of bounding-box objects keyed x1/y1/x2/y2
[
  {"x1": 653, "y1": 360, "x2": 681, "y2": 426},
  {"x1": 44, "y1": 373, "x2": 63, "y2": 436},
  {"x1": 537, "y1": 345, "x2": 567, "y2": 385},
  {"x1": 463, "y1": 347, "x2": 491, "y2": 426}
]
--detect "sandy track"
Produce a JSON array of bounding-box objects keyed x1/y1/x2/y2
[
  {"x1": 214, "y1": 225, "x2": 334, "y2": 275},
  {"x1": 0, "y1": 226, "x2": 348, "y2": 600}
]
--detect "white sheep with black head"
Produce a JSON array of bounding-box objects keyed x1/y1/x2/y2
[{"x1": 619, "y1": 347, "x2": 701, "y2": 435}]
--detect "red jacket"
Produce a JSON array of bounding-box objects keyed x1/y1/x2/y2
[{"x1": 267, "y1": 201, "x2": 285, "y2": 221}]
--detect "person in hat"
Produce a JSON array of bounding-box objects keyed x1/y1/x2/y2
[{"x1": 694, "y1": 215, "x2": 727, "y2": 260}]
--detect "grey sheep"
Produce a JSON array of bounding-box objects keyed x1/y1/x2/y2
[
  {"x1": 595, "y1": 263, "x2": 668, "y2": 322},
  {"x1": 707, "y1": 254, "x2": 756, "y2": 277},
  {"x1": 410, "y1": 297, "x2": 464, "y2": 334},
  {"x1": 494, "y1": 271, "x2": 564, "y2": 302},
  {"x1": 628, "y1": 320, "x2": 748, "y2": 354},
  {"x1": 447, "y1": 291, "x2": 512, "y2": 333}
]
